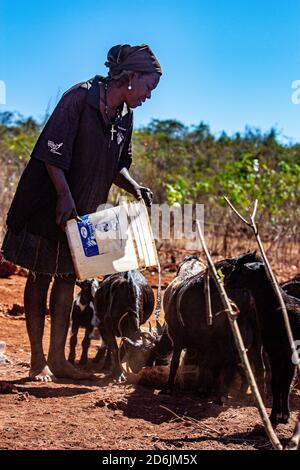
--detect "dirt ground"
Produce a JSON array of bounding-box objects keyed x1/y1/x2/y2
[{"x1": 0, "y1": 265, "x2": 299, "y2": 451}]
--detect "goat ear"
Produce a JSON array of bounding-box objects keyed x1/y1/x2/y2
[
  {"x1": 122, "y1": 337, "x2": 137, "y2": 346},
  {"x1": 235, "y1": 250, "x2": 257, "y2": 267},
  {"x1": 91, "y1": 279, "x2": 99, "y2": 298},
  {"x1": 244, "y1": 262, "x2": 263, "y2": 271},
  {"x1": 156, "y1": 320, "x2": 164, "y2": 337},
  {"x1": 142, "y1": 332, "x2": 156, "y2": 344},
  {"x1": 247, "y1": 250, "x2": 257, "y2": 258},
  {"x1": 142, "y1": 335, "x2": 152, "y2": 345}
]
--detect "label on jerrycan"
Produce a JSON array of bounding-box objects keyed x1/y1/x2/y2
[{"x1": 77, "y1": 215, "x2": 100, "y2": 257}]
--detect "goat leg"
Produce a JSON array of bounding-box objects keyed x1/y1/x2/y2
[
  {"x1": 68, "y1": 324, "x2": 79, "y2": 364},
  {"x1": 160, "y1": 345, "x2": 182, "y2": 395},
  {"x1": 103, "y1": 315, "x2": 126, "y2": 382},
  {"x1": 79, "y1": 326, "x2": 93, "y2": 365}
]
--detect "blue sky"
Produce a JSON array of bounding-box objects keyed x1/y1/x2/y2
[{"x1": 1, "y1": 0, "x2": 300, "y2": 142}]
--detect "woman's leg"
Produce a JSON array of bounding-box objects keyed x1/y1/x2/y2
[
  {"x1": 47, "y1": 275, "x2": 93, "y2": 379},
  {"x1": 24, "y1": 271, "x2": 52, "y2": 381}
]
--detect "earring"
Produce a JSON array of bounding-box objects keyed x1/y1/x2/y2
[{"x1": 128, "y1": 82, "x2": 132, "y2": 90}]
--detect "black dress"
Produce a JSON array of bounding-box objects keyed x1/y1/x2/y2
[{"x1": 0, "y1": 76, "x2": 133, "y2": 277}]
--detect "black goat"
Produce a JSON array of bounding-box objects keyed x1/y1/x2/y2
[
  {"x1": 68, "y1": 279, "x2": 100, "y2": 365},
  {"x1": 117, "y1": 256, "x2": 206, "y2": 374},
  {"x1": 94, "y1": 270, "x2": 155, "y2": 381},
  {"x1": 228, "y1": 261, "x2": 300, "y2": 424},
  {"x1": 281, "y1": 276, "x2": 300, "y2": 299},
  {"x1": 162, "y1": 252, "x2": 263, "y2": 401}
]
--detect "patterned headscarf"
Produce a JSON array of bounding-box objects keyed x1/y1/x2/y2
[{"x1": 105, "y1": 44, "x2": 162, "y2": 80}]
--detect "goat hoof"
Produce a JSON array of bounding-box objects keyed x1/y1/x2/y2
[
  {"x1": 278, "y1": 414, "x2": 290, "y2": 424},
  {"x1": 270, "y1": 413, "x2": 279, "y2": 426},
  {"x1": 213, "y1": 399, "x2": 224, "y2": 406},
  {"x1": 159, "y1": 388, "x2": 173, "y2": 396},
  {"x1": 213, "y1": 396, "x2": 227, "y2": 406},
  {"x1": 114, "y1": 372, "x2": 127, "y2": 383},
  {"x1": 110, "y1": 367, "x2": 127, "y2": 383}
]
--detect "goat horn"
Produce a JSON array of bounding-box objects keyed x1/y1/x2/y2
[
  {"x1": 156, "y1": 320, "x2": 164, "y2": 336},
  {"x1": 144, "y1": 329, "x2": 156, "y2": 341},
  {"x1": 122, "y1": 336, "x2": 139, "y2": 347}
]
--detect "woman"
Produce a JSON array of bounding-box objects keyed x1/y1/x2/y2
[{"x1": 0, "y1": 44, "x2": 162, "y2": 381}]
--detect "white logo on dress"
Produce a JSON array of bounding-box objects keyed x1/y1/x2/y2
[
  {"x1": 48, "y1": 140, "x2": 63, "y2": 155},
  {"x1": 117, "y1": 132, "x2": 125, "y2": 145}
]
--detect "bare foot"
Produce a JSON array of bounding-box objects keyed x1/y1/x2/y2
[
  {"x1": 47, "y1": 359, "x2": 95, "y2": 380},
  {"x1": 29, "y1": 365, "x2": 54, "y2": 382}
]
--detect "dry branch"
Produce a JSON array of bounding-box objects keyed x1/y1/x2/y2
[
  {"x1": 224, "y1": 196, "x2": 300, "y2": 451},
  {"x1": 224, "y1": 197, "x2": 300, "y2": 377},
  {"x1": 196, "y1": 220, "x2": 283, "y2": 451}
]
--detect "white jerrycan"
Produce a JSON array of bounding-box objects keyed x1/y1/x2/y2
[{"x1": 65, "y1": 200, "x2": 158, "y2": 280}]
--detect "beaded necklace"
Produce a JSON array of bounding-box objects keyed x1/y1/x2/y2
[{"x1": 104, "y1": 82, "x2": 121, "y2": 141}]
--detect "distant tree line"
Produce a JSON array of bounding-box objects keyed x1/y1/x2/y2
[{"x1": 0, "y1": 112, "x2": 299, "y2": 242}]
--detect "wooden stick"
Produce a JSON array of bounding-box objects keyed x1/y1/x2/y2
[
  {"x1": 204, "y1": 269, "x2": 213, "y2": 326},
  {"x1": 196, "y1": 220, "x2": 282, "y2": 451}
]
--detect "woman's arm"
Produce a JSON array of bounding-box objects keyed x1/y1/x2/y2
[
  {"x1": 45, "y1": 163, "x2": 77, "y2": 230},
  {"x1": 114, "y1": 167, "x2": 153, "y2": 206}
]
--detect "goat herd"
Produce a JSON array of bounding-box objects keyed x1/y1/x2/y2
[{"x1": 69, "y1": 251, "x2": 300, "y2": 431}]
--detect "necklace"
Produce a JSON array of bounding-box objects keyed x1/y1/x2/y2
[{"x1": 104, "y1": 83, "x2": 119, "y2": 141}]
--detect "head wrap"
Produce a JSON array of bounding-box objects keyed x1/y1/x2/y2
[{"x1": 105, "y1": 44, "x2": 162, "y2": 80}]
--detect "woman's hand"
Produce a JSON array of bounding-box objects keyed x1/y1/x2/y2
[
  {"x1": 133, "y1": 185, "x2": 154, "y2": 207},
  {"x1": 56, "y1": 192, "x2": 77, "y2": 231},
  {"x1": 114, "y1": 168, "x2": 153, "y2": 206},
  {"x1": 45, "y1": 163, "x2": 78, "y2": 231}
]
